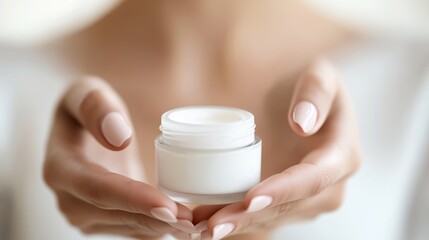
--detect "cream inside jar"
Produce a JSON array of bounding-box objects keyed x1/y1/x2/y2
[{"x1": 155, "y1": 106, "x2": 262, "y2": 204}]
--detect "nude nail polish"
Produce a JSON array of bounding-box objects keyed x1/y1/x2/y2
[
  {"x1": 101, "y1": 112, "x2": 132, "y2": 147},
  {"x1": 293, "y1": 101, "x2": 317, "y2": 133},
  {"x1": 246, "y1": 195, "x2": 273, "y2": 213},
  {"x1": 212, "y1": 223, "x2": 234, "y2": 240},
  {"x1": 150, "y1": 207, "x2": 177, "y2": 223}
]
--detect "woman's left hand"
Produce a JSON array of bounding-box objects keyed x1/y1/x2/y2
[{"x1": 194, "y1": 59, "x2": 361, "y2": 240}]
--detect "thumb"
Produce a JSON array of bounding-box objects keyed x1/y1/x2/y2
[
  {"x1": 62, "y1": 75, "x2": 133, "y2": 150},
  {"x1": 288, "y1": 58, "x2": 339, "y2": 136}
]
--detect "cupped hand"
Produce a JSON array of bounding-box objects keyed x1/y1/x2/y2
[
  {"x1": 43, "y1": 76, "x2": 198, "y2": 240},
  {"x1": 195, "y1": 59, "x2": 361, "y2": 240}
]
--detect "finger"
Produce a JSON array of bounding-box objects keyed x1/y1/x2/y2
[
  {"x1": 46, "y1": 83, "x2": 194, "y2": 225},
  {"x1": 288, "y1": 58, "x2": 339, "y2": 135},
  {"x1": 168, "y1": 203, "x2": 199, "y2": 233},
  {"x1": 243, "y1": 143, "x2": 348, "y2": 213},
  {"x1": 254, "y1": 180, "x2": 346, "y2": 226},
  {"x1": 171, "y1": 230, "x2": 192, "y2": 240},
  {"x1": 59, "y1": 193, "x2": 198, "y2": 234},
  {"x1": 81, "y1": 224, "x2": 158, "y2": 237},
  {"x1": 270, "y1": 180, "x2": 347, "y2": 221},
  {"x1": 192, "y1": 205, "x2": 226, "y2": 225},
  {"x1": 200, "y1": 203, "x2": 243, "y2": 240},
  {"x1": 202, "y1": 203, "x2": 281, "y2": 239},
  {"x1": 61, "y1": 75, "x2": 132, "y2": 150},
  {"x1": 47, "y1": 155, "x2": 190, "y2": 223},
  {"x1": 201, "y1": 181, "x2": 347, "y2": 240},
  {"x1": 57, "y1": 192, "x2": 178, "y2": 234}
]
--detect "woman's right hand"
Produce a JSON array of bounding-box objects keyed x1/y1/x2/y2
[{"x1": 43, "y1": 76, "x2": 197, "y2": 240}]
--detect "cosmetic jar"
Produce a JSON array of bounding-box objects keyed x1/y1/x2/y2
[{"x1": 155, "y1": 106, "x2": 262, "y2": 204}]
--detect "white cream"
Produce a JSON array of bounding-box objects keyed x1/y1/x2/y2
[{"x1": 155, "y1": 106, "x2": 262, "y2": 204}]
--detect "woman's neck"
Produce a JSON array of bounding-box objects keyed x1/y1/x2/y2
[{"x1": 61, "y1": 0, "x2": 350, "y2": 93}]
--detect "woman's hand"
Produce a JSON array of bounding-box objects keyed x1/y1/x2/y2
[
  {"x1": 195, "y1": 59, "x2": 361, "y2": 240},
  {"x1": 43, "y1": 76, "x2": 198, "y2": 240}
]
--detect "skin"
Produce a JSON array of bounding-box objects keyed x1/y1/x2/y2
[{"x1": 43, "y1": 1, "x2": 361, "y2": 239}]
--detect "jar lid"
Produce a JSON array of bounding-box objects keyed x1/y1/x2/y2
[{"x1": 160, "y1": 106, "x2": 255, "y2": 150}]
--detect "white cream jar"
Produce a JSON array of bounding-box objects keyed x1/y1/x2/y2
[{"x1": 155, "y1": 106, "x2": 262, "y2": 204}]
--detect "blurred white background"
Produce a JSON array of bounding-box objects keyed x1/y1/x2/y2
[{"x1": 1, "y1": 1, "x2": 429, "y2": 240}]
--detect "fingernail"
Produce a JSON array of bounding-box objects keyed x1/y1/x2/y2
[
  {"x1": 293, "y1": 101, "x2": 317, "y2": 133},
  {"x1": 246, "y1": 195, "x2": 273, "y2": 213},
  {"x1": 101, "y1": 112, "x2": 132, "y2": 147},
  {"x1": 150, "y1": 207, "x2": 177, "y2": 223},
  {"x1": 212, "y1": 223, "x2": 234, "y2": 240},
  {"x1": 195, "y1": 220, "x2": 208, "y2": 232},
  {"x1": 172, "y1": 219, "x2": 199, "y2": 233},
  {"x1": 172, "y1": 230, "x2": 192, "y2": 240}
]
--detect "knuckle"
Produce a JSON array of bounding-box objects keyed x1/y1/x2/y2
[
  {"x1": 109, "y1": 210, "x2": 132, "y2": 227},
  {"x1": 277, "y1": 172, "x2": 293, "y2": 202},
  {"x1": 274, "y1": 201, "x2": 298, "y2": 216},
  {"x1": 310, "y1": 168, "x2": 334, "y2": 196},
  {"x1": 241, "y1": 214, "x2": 258, "y2": 229},
  {"x1": 252, "y1": 221, "x2": 277, "y2": 232},
  {"x1": 73, "y1": 174, "x2": 107, "y2": 209},
  {"x1": 133, "y1": 215, "x2": 157, "y2": 233},
  {"x1": 123, "y1": 180, "x2": 140, "y2": 212},
  {"x1": 134, "y1": 216, "x2": 152, "y2": 232},
  {"x1": 86, "y1": 186, "x2": 105, "y2": 208}
]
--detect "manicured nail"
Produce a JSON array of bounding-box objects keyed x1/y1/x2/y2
[
  {"x1": 246, "y1": 195, "x2": 273, "y2": 213},
  {"x1": 195, "y1": 220, "x2": 208, "y2": 232},
  {"x1": 293, "y1": 101, "x2": 317, "y2": 133},
  {"x1": 150, "y1": 207, "x2": 177, "y2": 223},
  {"x1": 101, "y1": 112, "x2": 132, "y2": 147},
  {"x1": 212, "y1": 223, "x2": 234, "y2": 240},
  {"x1": 172, "y1": 219, "x2": 199, "y2": 233}
]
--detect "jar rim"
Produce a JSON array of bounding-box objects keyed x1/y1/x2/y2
[{"x1": 159, "y1": 106, "x2": 256, "y2": 150}]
